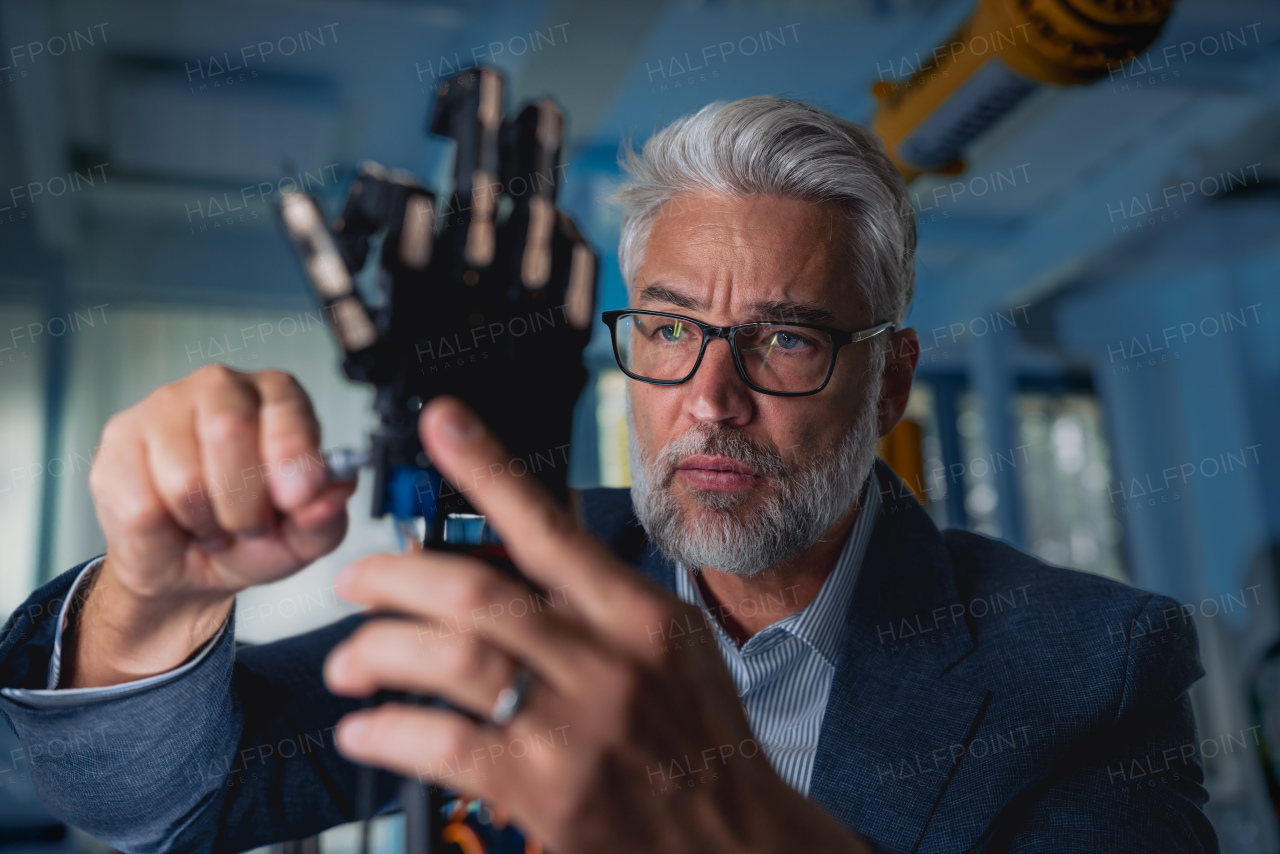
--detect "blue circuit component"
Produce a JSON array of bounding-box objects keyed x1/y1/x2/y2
[
  {"x1": 440, "y1": 514, "x2": 502, "y2": 545},
  {"x1": 386, "y1": 464, "x2": 440, "y2": 522}
]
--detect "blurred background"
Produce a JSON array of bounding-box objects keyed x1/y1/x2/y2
[{"x1": 1, "y1": 0, "x2": 1279, "y2": 850}]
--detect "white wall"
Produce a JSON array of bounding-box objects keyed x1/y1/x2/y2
[{"x1": 0, "y1": 303, "x2": 46, "y2": 619}]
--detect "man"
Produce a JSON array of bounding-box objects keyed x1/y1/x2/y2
[{"x1": 0, "y1": 97, "x2": 1216, "y2": 853}]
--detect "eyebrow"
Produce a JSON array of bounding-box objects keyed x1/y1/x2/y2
[
  {"x1": 635, "y1": 283, "x2": 707, "y2": 311},
  {"x1": 635, "y1": 283, "x2": 840, "y2": 326},
  {"x1": 747, "y1": 299, "x2": 840, "y2": 326}
]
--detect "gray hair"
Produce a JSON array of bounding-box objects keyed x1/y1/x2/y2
[{"x1": 615, "y1": 96, "x2": 916, "y2": 326}]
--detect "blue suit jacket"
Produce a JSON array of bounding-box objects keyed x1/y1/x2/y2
[{"x1": 0, "y1": 462, "x2": 1218, "y2": 853}]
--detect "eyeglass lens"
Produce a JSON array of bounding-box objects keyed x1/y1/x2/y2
[{"x1": 613, "y1": 313, "x2": 834, "y2": 393}]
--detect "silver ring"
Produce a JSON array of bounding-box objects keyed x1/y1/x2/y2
[{"x1": 490, "y1": 667, "x2": 533, "y2": 726}]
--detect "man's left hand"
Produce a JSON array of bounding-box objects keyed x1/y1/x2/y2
[{"x1": 323, "y1": 396, "x2": 866, "y2": 854}]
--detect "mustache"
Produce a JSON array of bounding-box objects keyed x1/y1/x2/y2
[{"x1": 656, "y1": 425, "x2": 787, "y2": 487}]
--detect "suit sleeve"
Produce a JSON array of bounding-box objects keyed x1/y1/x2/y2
[
  {"x1": 988, "y1": 593, "x2": 1219, "y2": 853},
  {"x1": 0, "y1": 562, "x2": 401, "y2": 854},
  {"x1": 0, "y1": 558, "x2": 229, "y2": 707}
]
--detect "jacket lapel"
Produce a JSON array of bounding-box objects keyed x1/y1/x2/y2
[
  {"x1": 807, "y1": 463, "x2": 990, "y2": 853},
  {"x1": 579, "y1": 468, "x2": 993, "y2": 853},
  {"x1": 636, "y1": 539, "x2": 677, "y2": 592},
  {"x1": 575, "y1": 484, "x2": 676, "y2": 591}
]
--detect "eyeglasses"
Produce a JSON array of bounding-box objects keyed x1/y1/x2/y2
[{"x1": 600, "y1": 309, "x2": 895, "y2": 397}]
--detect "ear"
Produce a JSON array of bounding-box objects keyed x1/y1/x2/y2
[{"x1": 878, "y1": 327, "x2": 920, "y2": 438}]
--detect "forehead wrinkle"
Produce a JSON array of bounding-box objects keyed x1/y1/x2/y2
[
  {"x1": 638, "y1": 193, "x2": 862, "y2": 324},
  {"x1": 660, "y1": 194, "x2": 799, "y2": 252}
]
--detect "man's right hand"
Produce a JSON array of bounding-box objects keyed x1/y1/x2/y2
[{"x1": 65, "y1": 365, "x2": 357, "y2": 688}]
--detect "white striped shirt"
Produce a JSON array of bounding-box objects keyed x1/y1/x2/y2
[{"x1": 674, "y1": 475, "x2": 880, "y2": 795}]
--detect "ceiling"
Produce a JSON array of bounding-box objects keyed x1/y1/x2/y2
[{"x1": 0, "y1": 0, "x2": 1277, "y2": 345}]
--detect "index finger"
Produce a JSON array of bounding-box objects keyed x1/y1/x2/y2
[{"x1": 419, "y1": 396, "x2": 646, "y2": 626}]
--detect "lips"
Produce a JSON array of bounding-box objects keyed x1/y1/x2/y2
[
  {"x1": 676, "y1": 455, "x2": 760, "y2": 476},
  {"x1": 674, "y1": 455, "x2": 761, "y2": 491}
]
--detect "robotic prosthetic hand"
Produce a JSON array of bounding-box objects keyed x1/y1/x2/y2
[
  {"x1": 281, "y1": 65, "x2": 596, "y2": 525},
  {"x1": 278, "y1": 67, "x2": 597, "y2": 854}
]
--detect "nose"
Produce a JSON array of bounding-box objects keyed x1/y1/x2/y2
[{"x1": 680, "y1": 336, "x2": 754, "y2": 427}]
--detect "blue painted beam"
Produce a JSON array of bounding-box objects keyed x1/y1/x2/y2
[{"x1": 918, "y1": 93, "x2": 1266, "y2": 333}]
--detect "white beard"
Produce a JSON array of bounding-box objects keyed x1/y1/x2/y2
[{"x1": 628, "y1": 355, "x2": 884, "y2": 577}]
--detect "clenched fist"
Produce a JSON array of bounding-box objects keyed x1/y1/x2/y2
[{"x1": 68, "y1": 365, "x2": 356, "y2": 688}]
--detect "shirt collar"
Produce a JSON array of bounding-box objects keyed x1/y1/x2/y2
[{"x1": 674, "y1": 471, "x2": 882, "y2": 668}]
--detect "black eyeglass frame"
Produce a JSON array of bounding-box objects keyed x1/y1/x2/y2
[{"x1": 600, "y1": 309, "x2": 896, "y2": 397}]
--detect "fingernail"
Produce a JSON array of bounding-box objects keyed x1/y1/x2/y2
[
  {"x1": 326, "y1": 645, "x2": 351, "y2": 679},
  {"x1": 338, "y1": 715, "x2": 368, "y2": 750},
  {"x1": 335, "y1": 565, "x2": 358, "y2": 596},
  {"x1": 440, "y1": 406, "x2": 480, "y2": 446},
  {"x1": 274, "y1": 469, "x2": 313, "y2": 507}
]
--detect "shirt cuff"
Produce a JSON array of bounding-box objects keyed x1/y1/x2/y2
[{"x1": 0, "y1": 557, "x2": 231, "y2": 709}]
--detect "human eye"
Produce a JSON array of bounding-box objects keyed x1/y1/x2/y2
[
  {"x1": 653, "y1": 319, "x2": 692, "y2": 343},
  {"x1": 761, "y1": 326, "x2": 818, "y2": 352}
]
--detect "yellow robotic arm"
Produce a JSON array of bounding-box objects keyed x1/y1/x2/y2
[{"x1": 873, "y1": 0, "x2": 1174, "y2": 182}]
